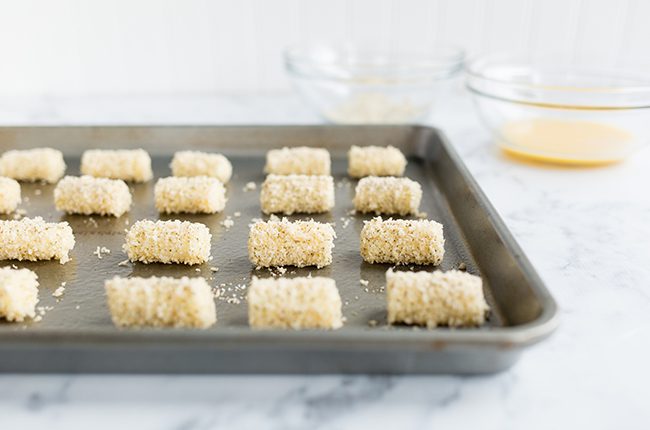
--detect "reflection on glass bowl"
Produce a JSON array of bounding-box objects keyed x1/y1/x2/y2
[
  {"x1": 285, "y1": 45, "x2": 464, "y2": 124},
  {"x1": 466, "y1": 54, "x2": 650, "y2": 165}
]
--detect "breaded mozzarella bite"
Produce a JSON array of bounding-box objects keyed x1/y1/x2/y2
[
  {"x1": 260, "y1": 174, "x2": 334, "y2": 215},
  {"x1": 0, "y1": 148, "x2": 65, "y2": 183},
  {"x1": 54, "y1": 175, "x2": 131, "y2": 217},
  {"x1": 81, "y1": 149, "x2": 153, "y2": 182}
]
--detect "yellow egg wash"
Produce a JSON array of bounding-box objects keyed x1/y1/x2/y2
[{"x1": 500, "y1": 118, "x2": 635, "y2": 165}]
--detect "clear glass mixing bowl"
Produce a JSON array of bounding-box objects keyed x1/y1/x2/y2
[
  {"x1": 466, "y1": 54, "x2": 650, "y2": 165},
  {"x1": 285, "y1": 45, "x2": 464, "y2": 124}
]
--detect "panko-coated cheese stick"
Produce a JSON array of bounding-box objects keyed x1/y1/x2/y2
[
  {"x1": 353, "y1": 176, "x2": 421, "y2": 216},
  {"x1": 124, "y1": 220, "x2": 212, "y2": 265},
  {"x1": 155, "y1": 176, "x2": 226, "y2": 214},
  {"x1": 170, "y1": 151, "x2": 233, "y2": 184},
  {"x1": 105, "y1": 276, "x2": 216, "y2": 328},
  {"x1": 386, "y1": 269, "x2": 489, "y2": 328},
  {"x1": 80, "y1": 149, "x2": 153, "y2": 182},
  {"x1": 348, "y1": 145, "x2": 406, "y2": 178},
  {"x1": 264, "y1": 147, "x2": 331, "y2": 175},
  {"x1": 248, "y1": 218, "x2": 335, "y2": 268},
  {"x1": 0, "y1": 148, "x2": 66, "y2": 183},
  {"x1": 360, "y1": 217, "x2": 444, "y2": 265},
  {"x1": 0, "y1": 177, "x2": 21, "y2": 214},
  {"x1": 260, "y1": 174, "x2": 334, "y2": 215},
  {"x1": 0, "y1": 267, "x2": 39, "y2": 322},
  {"x1": 54, "y1": 175, "x2": 132, "y2": 217},
  {"x1": 248, "y1": 276, "x2": 343, "y2": 329},
  {"x1": 0, "y1": 217, "x2": 75, "y2": 264}
]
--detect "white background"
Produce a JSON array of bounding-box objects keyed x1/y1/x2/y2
[{"x1": 0, "y1": 0, "x2": 648, "y2": 96}]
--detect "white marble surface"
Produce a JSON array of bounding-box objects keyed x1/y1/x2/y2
[{"x1": 1, "y1": 91, "x2": 649, "y2": 429}]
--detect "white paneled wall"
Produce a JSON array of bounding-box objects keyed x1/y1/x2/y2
[{"x1": 0, "y1": 0, "x2": 647, "y2": 95}]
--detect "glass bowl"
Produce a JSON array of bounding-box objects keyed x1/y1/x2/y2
[
  {"x1": 466, "y1": 54, "x2": 650, "y2": 165},
  {"x1": 284, "y1": 45, "x2": 464, "y2": 124}
]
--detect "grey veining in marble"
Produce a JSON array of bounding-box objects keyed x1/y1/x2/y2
[{"x1": 0, "y1": 90, "x2": 649, "y2": 429}]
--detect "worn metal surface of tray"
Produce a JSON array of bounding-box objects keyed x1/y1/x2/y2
[{"x1": 0, "y1": 125, "x2": 558, "y2": 374}]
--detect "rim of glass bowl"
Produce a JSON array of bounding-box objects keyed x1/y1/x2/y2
[
  {"x1": 284, "y1": 45, "x2": 465, "y2": 83},
  {"x1": 466, "y1": 53, "x2": 650, "y2": 110}
]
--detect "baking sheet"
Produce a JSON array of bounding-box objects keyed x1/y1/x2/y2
[{"x1": 0, "y1": 125, "x2": 558, "y2": 374}]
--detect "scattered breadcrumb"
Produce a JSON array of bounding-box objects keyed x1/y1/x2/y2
[
  {"x1": 360, "y1": 279, "x2": 369, "y2": 286},
  {"x1": 12, "y1": 208, "x2": 27, "y2": 220},
  {"x1": 213, "y1": 281, "x2": 248, "y2": 305},
  {"x1": 210, "y1": 266, "x2": 219, "y2": 272},
  {"x1": 336, "y1": 178, "x2": 351, "y2": 189},
  {"x1": 36, "y1": 305, "x2": 53, "y2": 316},
  {"x1": 368, "y1": 319, "x2": 378, "y2": 327},
  {"x1": 222, "y1": 217, "x2": 235, "y2": 229},
  {"x1": 243, "y1": 182, "x2": 257, "y2": 191},
  {"x1": 117, "y1": 259, "x2": 130, "y2": 267},
  {"x1": 234, "y1": 212, "x2": 241, "y2": 217},
  {"x1": 52, "y1": 286, "x2": 65, "y2": 298},
  {"x1": 93, "y1": 246, "x2": 111, "y2": 259}
]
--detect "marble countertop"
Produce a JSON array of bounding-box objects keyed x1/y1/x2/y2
[{"x1": 1, "y1": 91, "x2": 648, "y2": 429}]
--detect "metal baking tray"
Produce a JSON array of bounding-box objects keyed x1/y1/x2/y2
[{"x1": 0, "y1": 125, "x2": 558, "y2": 374}]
